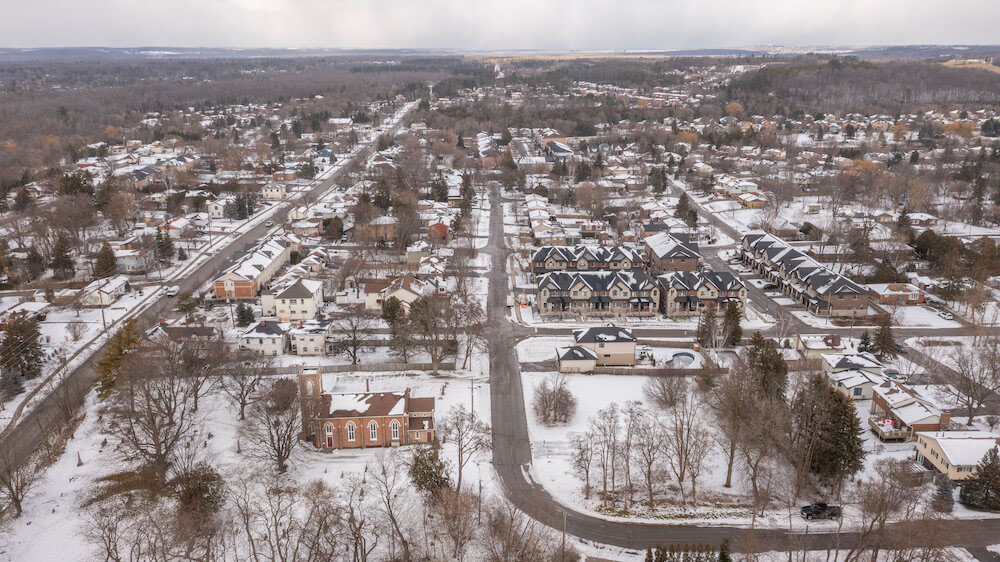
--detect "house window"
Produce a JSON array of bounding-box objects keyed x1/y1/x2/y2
[
  {"x1": 853, "y1": 388, "x2": 862, "y2": 396},
  {"x1": 346, "y1": 422, "x2": 356, "y2": 442},
  {"x1": 369, "y1": 421, "x2": 378, "y2": 441},
  {"x1": 391, "y1": 420, "x2": 400, "y2": 440}
]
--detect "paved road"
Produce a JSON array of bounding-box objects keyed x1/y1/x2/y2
[
  {"x1": 486, "y1": 182, "x2": 1000, "y2": 554},
  {"x1": 0, "y1": 102, "x2": 417, "y2": 472}
]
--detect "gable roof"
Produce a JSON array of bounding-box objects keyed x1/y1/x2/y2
[
  {"x1": 573, "y1": 326, "x2": 637, "y2": 344},
  {"x1": 644, "y1": 232, "x2": 700, "y2": 260}
]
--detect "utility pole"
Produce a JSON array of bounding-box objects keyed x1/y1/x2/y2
[{"x1": 561, "y1": 509, "x2": 566, "y2": 560}]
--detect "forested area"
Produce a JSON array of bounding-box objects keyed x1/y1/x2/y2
[
  {"x1": 0, "y1": 56, "x2": 486, "y2": 188},
  {"x1": 727, "y1": 59, "x2": 1000, "y2": 116}
]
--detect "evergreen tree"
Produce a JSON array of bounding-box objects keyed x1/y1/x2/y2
[
  {"x1": 235, "y1": 303, "x2": 255, "y2": 327},
  {"x1": 0, "y1": 313, "x2": 44, "y2": 380},
  {"x1": 745, "y1": 332, "x2": 788, "y2": 401},
  {"x1": 812, "y1": 384, "x2": 866, "y2": 479},
  {"x1": 155, "y1": 229, "x2": 175, "y2": 262},
  {"x1": 722, "y1": 301, "x2": 742, "y2": 346},
  {"x1": 408, "y1": 444, "x2": 451, "y2": 499},
  {"x1": 13, "y1": 186, "x2": 32, "y2": 211},
  {"x1": 177, "y1": 247, "x2": 188, "y2": 261},
  {"x1": 718, "y1": 541, "x2": 731, "y2": 562},
  {"x1": 24, "y1": 247, "x2": 45, "y2": 280},
  {"x1": 933, "y1": 477, "x2": 955, "y2": 513},
  {"x1": 873, "y1": 315, "x2": 897, "y2": 360},
  {"x1": 646, "y1": 547, "x2": 654, "y2": 562},
  {"x1": 95, "y1": 318, "x2": 142, "y2": 398},
  {"x1": 960, "y1": 446, "x2": 1000, "y2": 510},
  {"x1": 696, "y1": 306, "x2": 717, "y2": 348},
  {"x1": 0, "y1": 369, "x2": 25, "y2": 400},
  {"x1": 94, "y1": 242, "x2": 117, "y2": 278},
  {"x1": 857, "y1": 331, "x2": 873, "y2": 353},
  {"x1": 675, "y1": 193, "x2": 692, "y2": 219},
  {"x1": 50, "y1": 234, "x2": 75, "y2": 280}
]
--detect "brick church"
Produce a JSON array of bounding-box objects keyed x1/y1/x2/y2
[{"x1": 297, "y1": 366, "x2": 436, "y2": 450}]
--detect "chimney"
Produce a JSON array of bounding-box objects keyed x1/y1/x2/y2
[{"x1": 365, "y1": 379, "x2": 370, "y2": 392}]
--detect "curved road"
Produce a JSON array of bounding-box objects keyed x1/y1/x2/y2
[{"x1": 484, "y1": 183, "x2": 1000, "y2": 554}]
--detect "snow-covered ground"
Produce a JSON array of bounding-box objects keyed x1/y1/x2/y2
[{"x1": 0, "y1": 365, "x2": 494, "y2": 561}]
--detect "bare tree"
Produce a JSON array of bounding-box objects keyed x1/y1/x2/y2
[
  {"x1": 707, "y1": 359, "x2": 756, "y2": 488},
  {"x1": 662, "y1": 381, "x2": 709, "y2": 504},
  {"x1": 944, "y1": 336, "x2": 1000, "y2": 424},
  {"x1": 242, "y1": 379, "x2": 299, "y2": 472},
  {"x1": 571, "y1": 430, "x2": 596, "y2": 500},
  {"x1": 371, "y1": 452, "x2": 416, "y2": 561},
  {"x1": 439, "y1": 404, "x2": 492, "y2": 493},
  {"x1": 220, "y1": 350, "x2": 271, "y2": 421},
  {"x1": 532, "y1": 374, "x2": 577, "y2": 425},
  {"x1": 67, "y1": 320, "x2": 86, "y2": 342},
  {"x1": 457, "y1": 301, "x2": 487, "y2": 370},
  {"x1": 633, "y1": 410, "x2": 665, "y2": 508},
  {"x1": 343, "y1": 474, "x2": 381, "y2": 562},
  {"x1": 435, "y1": 489, "x2": 478, "y2": 562},
  {"x1": 843, "y1": 460, "x2": 922, "y2": 562},
  {"x1": 643, "y1": 376, "x2": 686, "y2": 409},
  {"x1": 110, "y1": 349, "x2": 200, "y2": 484},
  {"x1": 482, "y1": 497, "x2": 558, "y2": 562},
  {"x1": 408, "y1": 294, "x2": 459, "y2": 374},
  {"x1": 593, "y1": 403, "x2": 620, "y2": 506},
  {"x1": 621, "y1": 401, "x2": 644, "y2": 509},
  {"x1": 0, "y1": 448, "x2": 39, "y2": 518},
  {"x1": 330, "y1": 305, "x2": 376, "y2": 365}
]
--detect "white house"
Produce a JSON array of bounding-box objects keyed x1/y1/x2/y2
[
  {"x1": 239, "y1": 320, "x2": 289, "y2": 356},
  {"x1": 80, "y1": 275, "x2": 129, "y2": 307},
  {"x1": 265, "y1": 278, "x2": 324, "y2": 321},
  {"x1": 262, "y1": 183, "x2": 287, "y2": 200}
]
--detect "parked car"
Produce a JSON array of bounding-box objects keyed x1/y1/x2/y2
[
  {"x1": 895, "y1": 343, "x2": 908, "y2": 355},
  {"x1": 265, "y1": 219, "x2": 275, "y2": 227},
  {"x1": 763, "y1": 283, "x2": 779, "y2": 291},
  {"x1": 166, "y1": 285, "x2": 181, "y2": 298},
  {"x1": 801, "y1": 503, "x2": 841, "y2": 520},
  {"x1": 938, "y1": 310, "x2": 954, "y2": 320}
]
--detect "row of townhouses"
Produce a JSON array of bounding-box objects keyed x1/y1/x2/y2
[{"x1": 740, "y1": 232, "x2": 869, "y2": 318}]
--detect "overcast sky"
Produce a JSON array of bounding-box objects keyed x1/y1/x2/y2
[{"x1": 3, "y1": 0, "x2": 999, "y2": 50}]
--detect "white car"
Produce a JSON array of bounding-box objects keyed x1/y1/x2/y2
[{"x1": 938, "y1": 310, "x2": 954, "y2": 320}]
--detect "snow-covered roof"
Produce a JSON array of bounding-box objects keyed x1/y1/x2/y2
[{"x1": 918, "y1": 431, "x2": 1000, "y2": 466}]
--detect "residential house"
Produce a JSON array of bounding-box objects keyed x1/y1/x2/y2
[
  {"x1": 80, "y1": 275, "x2": 129, "y2": 307},
  {"x1": 737, "y1": 192, "x2": 767, "y2": 208},
  {"x1": 114, "y1": 248, "x2": 154, "y2": 274},
  {"x1": 869, "y1": 380, "x2": 951, "y2": 442},
  {"x1": 643, "y1": 232, "x2": 700, "y2": 273},
  {"x1": 530, "y1": 246, "x2": 644, "y2": 277},
  {"x1": 297, "y1": 367, "x2": 435, "y2": 449},
  {"x1": 741, "y1": 233, "x2": 869, "y2": 318},
  {"x1": 867, "y1": 283, "x2": 924, "y2": 305},
  {"x1": 537, "y1": 270, "x2": 659, "y2": 319},
  {"x1": 365, "y1": 275, "x2": 432, "y2": 312},
  {"x1": 261, "y1": 183, "x2": 287, "y2": 200},
  {"x1": 356, "y1": 215, "x2": 399, "y2": 243},
  {"x1": 915, "y1": 431, "x2": 1000, "y2": 480},
  {"x1": 238, "y1": 320, "x2": 289, "y2": 356},
  {"x1": 556, "y1": 346, "x2": 598, "y2": 373},
  {"x1": 212, "y1": 236, "x2": 293, "y2": 299},
  {"x1": 288, "y1": 319, "x2": 333, "y2": 356},
  {"x1": 572, "y1": 326, "x2": 637, "y2": 366},
  {"x1": 657, "y1": 271, "x2": 747, "y2": 317},
  {"x1": 794, "y1": 334, "x2": 846, "y2": 360},
  {"x1": 262, "y1": 278, "x2": 324, "y2": 321}
]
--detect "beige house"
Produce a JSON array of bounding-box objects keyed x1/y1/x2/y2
[
  {"x1": 795, "y1": 334, "x2": 845, "y2": 360},
  {"x1": 556, "y1": 346, "x2": 598, "y2": 373},
  {"x1": 915, "y1": 431, "x2": 1000, "y2": 480},
  {"x1": 572, "y1": 326, "x2": 637, "y2": 366}
]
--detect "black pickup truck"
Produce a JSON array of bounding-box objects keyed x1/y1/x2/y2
[{"x1": 801, "y1": 503, "x2": 842, "y2": 520}]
